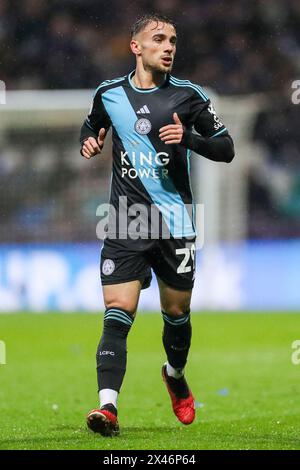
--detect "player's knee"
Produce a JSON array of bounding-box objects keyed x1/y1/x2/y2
[
  {"x1": 161, "y1": 303, "x2": 191, "y2": 317},
  {"x1": 104, "y1": 299, "x2": 137, "y2": 318}
]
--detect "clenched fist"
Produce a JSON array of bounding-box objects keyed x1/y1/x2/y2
[{"x1": 81, "y1": 128, "x2": 107, "y2": 159}]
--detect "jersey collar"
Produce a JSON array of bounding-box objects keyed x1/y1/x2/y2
[{"x1": 128, "y1": 70, "x2": 169, "y2": 93}]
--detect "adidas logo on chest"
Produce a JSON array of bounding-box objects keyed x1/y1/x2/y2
[{"x1": 136, "y1": 105, "x2": 150, "y2": 114}]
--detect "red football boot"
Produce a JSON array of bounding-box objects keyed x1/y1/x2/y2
[
  {"x1": 86, "y1": 404, "x2": 119, "y2": 436},
  {"x1": 162, "y1": 364, "x2": 195, "y2": 425}
]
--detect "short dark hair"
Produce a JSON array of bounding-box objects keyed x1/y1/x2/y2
[{"x1": 131, "y1": 14, "x2": 176, "y2": 38}]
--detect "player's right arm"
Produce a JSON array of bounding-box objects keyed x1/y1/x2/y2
[{"x1": 79, "y1": 88, "x2": 111, "y2": 159}]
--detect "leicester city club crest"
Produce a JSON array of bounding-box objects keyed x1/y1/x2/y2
[
  {"x1": 102, "y1": 259, "x2": 115, "y2": 275},
  {"x1": 134, "y1": 118, "x2": 152, "y2": 135}
]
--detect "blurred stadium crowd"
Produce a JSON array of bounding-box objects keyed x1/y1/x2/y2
[
  {"x1": 0, "y1": 0, "x2": 300, "y2": 241},
  {"x1": 1, "y1": 0, "x2": 299, "y2": 93}
]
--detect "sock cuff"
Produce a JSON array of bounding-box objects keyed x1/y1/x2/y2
[
  {"x1": 162, "y1": 309, "x2": 190, "y2": 326},
  {"x1": 104, "y1": 307, "x2": 134, "y2": 327}
]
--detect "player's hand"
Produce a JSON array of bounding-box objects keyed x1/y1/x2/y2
[
  {"x1": 81, "y1": 128, "x2": 107, "y2": 159},
  {"x1": 159, "y1": 113, "x2": 184, "y2": 145}
]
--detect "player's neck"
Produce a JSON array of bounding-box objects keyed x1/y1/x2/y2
[{"x1": 132, "y1": 68, "x2": 166, "y2": 89}]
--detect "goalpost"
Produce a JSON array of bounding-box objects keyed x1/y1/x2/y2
[{"x1": 191, "y1": 90, "x2": 264, "y2": 245}]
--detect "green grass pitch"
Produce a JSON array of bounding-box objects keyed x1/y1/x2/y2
[{"x1": 0, "y1": 312, "x2": 300, "y2": 450}]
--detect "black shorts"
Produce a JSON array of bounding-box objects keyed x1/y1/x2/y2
[{"x1": 100, "y1": 237, "x2": 196, "y2": 291}]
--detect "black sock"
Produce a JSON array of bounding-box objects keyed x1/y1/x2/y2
[
  {"x1": 162, "y1": 310, "x2": 192, "y2": 372},
  {"x1": 96, "y1": 307, "x2": 134, "y2": 393}
]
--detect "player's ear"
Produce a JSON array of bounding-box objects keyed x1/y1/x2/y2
[{"x1": 130, "y1": 39, "x2": 141, "y2": 56}]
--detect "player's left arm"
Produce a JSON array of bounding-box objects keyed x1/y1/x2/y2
[
  {"x1": 182, "y1": 100, "x2": 235, "y2": 163},
  {"x1": 159, "y1": 95, "x2": 235, "y2": 163}
]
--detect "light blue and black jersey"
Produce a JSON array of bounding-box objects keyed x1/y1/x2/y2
[{"x1": 80, "y1": 70, "x2": 234, "y2": 239}]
